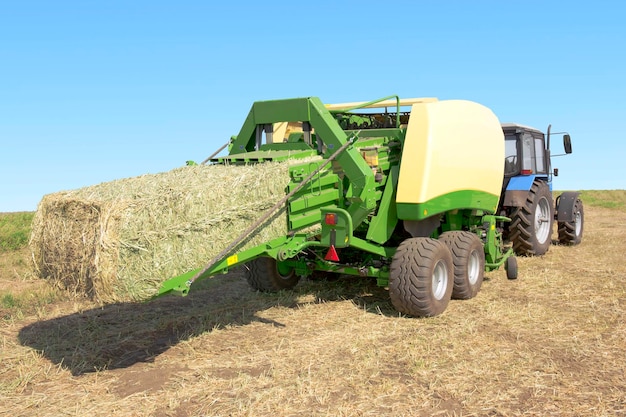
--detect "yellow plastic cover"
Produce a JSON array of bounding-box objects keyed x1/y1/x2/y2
[{"x1": 396, "y1": 100, "x2": 504, "y2": 212}]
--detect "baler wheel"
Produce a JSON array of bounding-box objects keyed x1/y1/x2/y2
[
  {"x1": 505, "y1": 256, "x2": 518, "y2": 280},
  {"x1": 439, "y1": 231, "x2": 485, "y2": 299},
  {"x1": 558, "y1": 198, "x2": 584, "y2": 245},
  {"x1": 509, "y1": 180, "x2": 553, "y2": 256},
  {"x1": 389, "y1": 238, "x2": 453, "y2": 317},
  {"x1": 245, "y1": 257, "x2": 299, "y2": 292}
]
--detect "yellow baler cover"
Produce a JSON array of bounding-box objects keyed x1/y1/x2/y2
[{"x1": 396, "y1": 100, "x2": 504, "y2": 220}]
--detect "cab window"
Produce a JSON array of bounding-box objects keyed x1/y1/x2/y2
[{"x1": 504, "y1": 134, "x2": 518, "y2": 176}]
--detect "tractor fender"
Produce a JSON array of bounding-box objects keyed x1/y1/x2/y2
[
  {"x1": 555, "y1": 191, "x2": 581, "y2": 222},
  {"x1": 502, "y1": 190, "x2": 528, "y2": 207},
  {"x1": 502, "y1": 175, "x2": 537, "y2": 207}
]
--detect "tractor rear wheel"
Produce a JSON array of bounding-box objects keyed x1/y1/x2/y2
[
  {"x1": 245, "y1": 257, "x2": 299, "y2": 292},
  {"x1": 558, "y1": 198, "x2": 584, "y2": 245},
  {"x1": 509, "y1": 180, "x2": 553, "y2": 256},
  {"x1": 439, "y1": 231, "x2": 485, "y2": 299},
  {"x1": 389, "y1": 238, "x2": 454, "y2": 317}
]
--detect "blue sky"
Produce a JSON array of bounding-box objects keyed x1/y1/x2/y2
[{"x1": 1, "y1": 1, "x2": 624, "y2": 212}]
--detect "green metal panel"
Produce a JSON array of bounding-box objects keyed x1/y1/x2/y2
[
  {"x1": 349, "y1": 236, "x2": 396, "y2": 258},
  {"x1": 289, "y1": 189, "x2": 339, "y2": 212},
  {"x1": 214, "y1": 149, "x2": 317, "y2": 163},
  {"x1": 347, "y1": 129, "x2": 405, "y2": 140},
  {"x1": 366, "y1": 165, "x2": 399, "y2": 244},
  {"x1": 287, "y1": 172, "x2": 338, "y2": 193},
  {"x1": 230, "y1": 108, "x2": 257, "y2": 154},
  {"x1": 396, "y1": 190, "x2": 500, "y2": 221},
  {"x1": 286, "y1": 160, "x2": 342, "y2": 231},
  {"x1": 253, "y1": 98, "x2": 311, "y2": 124},
  {"x1": 258, "y1": 142, "x2": 314, "y2": 151},
  {"x1": 288, "y1": 212, "x2": 322, "y2": 230},
  {"x1": 287, "y1": 161, "x2": 338, "y2": 190}
]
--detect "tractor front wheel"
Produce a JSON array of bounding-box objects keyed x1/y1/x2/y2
[
  {"x1": 509, "y1": 180, "x2": 553, "y2": 256},
  {"x1": 389, "y1": 238, "x2": 454, "y2": 317},
  {"x1": 245, "y1": 257, "x2": 299, "y2": 292}
]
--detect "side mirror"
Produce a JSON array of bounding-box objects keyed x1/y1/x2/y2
[{"x1": 563, "y1": 134, "x2": 572, "y2": 154}]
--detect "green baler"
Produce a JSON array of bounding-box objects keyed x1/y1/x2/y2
[{"x1": 157, "y1": 95, "x2": 516, "y2": 317}]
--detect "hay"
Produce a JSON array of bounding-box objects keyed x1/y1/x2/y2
[{"x1": 30, "y1": 162, "x2": 305, "y2": 303}]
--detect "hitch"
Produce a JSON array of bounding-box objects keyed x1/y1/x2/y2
[{"x1": 152, "y1": 269, "x2": 198, "y2": 299}]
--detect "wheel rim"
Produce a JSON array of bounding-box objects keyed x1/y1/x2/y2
[
  {"x1": 432, "y1": 259, "x2": 448, "y2": 300},
  {"x1": 276, "y1": 262, "x2": 294, "y2": 280},
  {"x1": 467, "y1": 250, "x2": 480, "y2": 285},
  {"x1": 574, "y1": 209, "x2": 582, "y2": 236},
  {"x1": 535, "y1": 197, "x2": 551, "y2": 244}
]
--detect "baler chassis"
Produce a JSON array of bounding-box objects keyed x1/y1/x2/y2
[{"x1": 156, "y1": 95, "x2": 516, "y2": 317}]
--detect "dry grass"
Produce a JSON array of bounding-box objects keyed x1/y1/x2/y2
[
  {"x1": 29, "y1": 163, "x2": 301, "y2": 303},
  {"x1": 1, "y1": 193, "x2": 625, "y2": 416}
]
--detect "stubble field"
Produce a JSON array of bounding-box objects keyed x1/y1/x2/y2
[{"x1": 1, "y1": 191, "x2": 625, "y2": 416}]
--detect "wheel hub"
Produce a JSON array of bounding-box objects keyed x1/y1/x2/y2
[
  {"x1": 432, "y1": 260, "x2": 448, "y2": 300},
  {"x1": 574, "y1": 210, "x2": 582, "y2": 236},
  {"x1": 535, "y1": 197, "x2": 551, "y2": 244},
  {"x1": 468, "y1": 251, "x2": 480, "y2": 285}
]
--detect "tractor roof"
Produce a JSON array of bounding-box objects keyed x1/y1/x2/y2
[{"x1": 501, "y1": 123, "x2": 544, "y2": 135}]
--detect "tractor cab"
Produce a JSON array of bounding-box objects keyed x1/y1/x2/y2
[
  {"x1": 502, "y1": 123, "x2": 572, "y2": 180},
  {"x1": 502, "y1": 123, "x2": 549, "y2": 178}
]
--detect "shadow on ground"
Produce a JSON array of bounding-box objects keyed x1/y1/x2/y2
[{"x1": 18, "y1": 272, "x2": 393, "y2": 376}]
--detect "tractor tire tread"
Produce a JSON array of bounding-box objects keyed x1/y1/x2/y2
[
  {"x1": 509, "y1": 180, "x2": 553, "y2": 256},
  {"x1": 558, "y1": 198, "x2": 584, "y2": 245}
]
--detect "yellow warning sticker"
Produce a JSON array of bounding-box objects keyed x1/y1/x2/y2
[{"x1": 227, "y1": 254, "x2": 238, "y2": 266}]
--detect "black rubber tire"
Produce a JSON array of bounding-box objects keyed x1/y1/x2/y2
[
  {"x1": 389, "y1": 238, "x2": 454, "y2": 317},
  {"x1": 439, "y1": 231, "x2": 485, "y2": 300},
  {"x1": 558, "y1": 198, "x2": 584, "y2": 245},
  {"x1": 505, "y1": 256, "x2": 518, "y2": 280},
  {"x1": 244, "y1": 257, "x2": 299, "y2": 292},
  {"x1": 509, "y1": 180, "x2": 553, "y2": 256}
]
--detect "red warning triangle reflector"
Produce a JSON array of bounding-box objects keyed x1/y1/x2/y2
[{"x1": 325, "y1": 245, "x2": 340, "y2": 262}]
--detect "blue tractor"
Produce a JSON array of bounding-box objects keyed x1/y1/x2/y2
[{"x1": 499, "y1": 123, "x2": 584, "y2": 256}]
